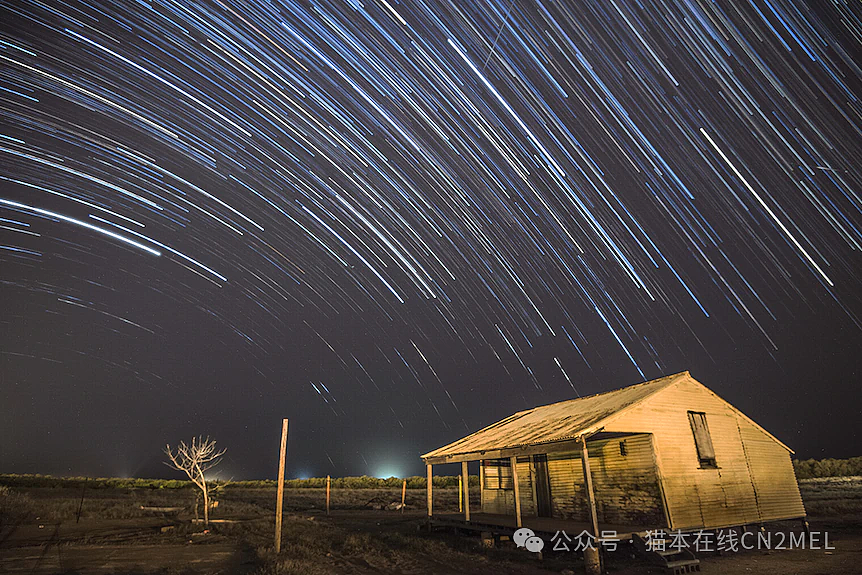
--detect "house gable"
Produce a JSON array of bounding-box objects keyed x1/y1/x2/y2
[{"x1": 601, "y1": 374, "x2": 800, "y2": 529}]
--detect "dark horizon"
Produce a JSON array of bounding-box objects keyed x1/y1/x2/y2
[{"x1": 2, "y1": 0, "x2": 860, "y2": 481}]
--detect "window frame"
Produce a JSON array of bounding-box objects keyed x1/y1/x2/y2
[
  {"x1": 687, "y1": 411, "x2": 718, "y2": 469},
  {"x1": 482, "y1": 458, "x2": 514, "y2": 490}
]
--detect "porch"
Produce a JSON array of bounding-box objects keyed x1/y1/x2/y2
[
  {"x1": 423, "y1": 432, "x2": 667, "y2": 527},
  {"x1": 429, "y1": 511, "x2": 647, "y2": 541}
]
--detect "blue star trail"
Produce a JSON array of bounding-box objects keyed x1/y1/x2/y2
[{"x1": 1, "y1": 0, "x2": 860, "y2": 476}]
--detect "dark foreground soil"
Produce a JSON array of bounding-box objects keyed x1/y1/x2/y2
[{"x1": 1, "y1": 481, "x2": 860, "y2": 574}]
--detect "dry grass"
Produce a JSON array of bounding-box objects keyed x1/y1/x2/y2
[
  {"x1": 0, "y1": 483, "x2": 467, "y2": 525},
  {"x1": 0, "y1": 485, "x2": 200, "y2": 523},
  {"x1": 3, "y1": 477, "x2": 861, "y2": 574},
  {"x1": 798, "y1": 476, "x2": 862, "y2": 520},
  {"x1": 224, "y1": 513, "x2": 553, "y2": 575},
  {"x1": 1, "y1": 483, "x2": 531, "y2": 574}
]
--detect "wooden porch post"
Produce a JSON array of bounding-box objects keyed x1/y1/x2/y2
[
  {"x1": 426, "y1": 463, "x2": 433, "y2": 518},
  {"x1": 580, "y1": 436, "x2": 599, "y2": 536},
  {"x1": 478, "y1": 460, "x2": 484, "y2": 512},
  {"x1": 510, "y1": 455, "x2": 522, "y2": 528},
  {"x1": 462, "y1": 461, "x2": 470, "y2": 522},
  {"x1": 580, "y1": 435, "x2": 601, "y2": 575},
  {"x1": 528, "y1": 455, "x2": 538, "y2": 514}
]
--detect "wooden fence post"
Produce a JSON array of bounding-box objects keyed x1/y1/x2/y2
[
  {"x1": 76, "y1": 478, "x2": 87, "y2": 523},
  {"x1": 326, "y1": 475, "x2": 331, "y2": 515},
  {"x1": 274, "y1": 418, "x2": 289, "y2": 553},
  {"x1": 401, "y1": 479, "x2": 407, "y2": 514}
]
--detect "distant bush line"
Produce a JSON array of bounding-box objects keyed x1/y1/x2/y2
[
  {"x1": 5, "y1": 456, "x2": 856, "y2": 488},
  {"x1": 793, "y1": 456, "x2": 862, "y2": 480},
  {"x1": 0, "y1": 473, "x2": 478, "y2": 490},
  {"x1": 238, "y1": 475, "x2": 480, "y2": 489},
  {"x1": 0, "y1": 475, "x2": 194, "y2": 490}
]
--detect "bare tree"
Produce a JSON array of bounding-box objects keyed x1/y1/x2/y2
[{"x1": 164, "y1": 436, "x2": 225, "y2": 526}]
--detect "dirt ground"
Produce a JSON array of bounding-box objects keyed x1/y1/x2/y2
[
  {"x1": 0, "y1": 478, "x2": 860, "y2": 574},
  {"x1": 695, "y1": 529, "x2": 862, "y2": 575}
]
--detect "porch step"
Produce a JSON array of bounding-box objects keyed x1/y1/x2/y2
[
  {"x1": 657, "y1": 549, "x2": 680, "y2": 557},
  {"x1": 631, "y1": 534, "x2": 700, "y2": 574}
]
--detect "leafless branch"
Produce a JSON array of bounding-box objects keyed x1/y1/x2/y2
[{"x1": 163, "y1": 436, "x2": 226, "y2": 526}]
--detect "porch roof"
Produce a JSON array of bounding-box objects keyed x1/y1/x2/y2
[{"x1": 422, "y1": 372, "x2": 686, "y2": 464}]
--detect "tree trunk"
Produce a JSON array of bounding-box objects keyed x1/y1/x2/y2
[{"x1": 202, "y1": 480, "x2": 209, "y2": 526}]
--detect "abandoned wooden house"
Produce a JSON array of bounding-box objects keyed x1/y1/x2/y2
[{"x1": 421, "y1": 371, "x2": 806, "y2": 539}]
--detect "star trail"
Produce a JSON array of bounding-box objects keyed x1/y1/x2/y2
[{"x1": 1, "y1": 0, "x2": 860, "y2": 477}]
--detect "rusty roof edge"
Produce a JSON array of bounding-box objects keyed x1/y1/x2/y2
[
  {"x1": 503, "y1": 370, "x2": 689, "y2": 415},
  {"x1": 419, "y1": 414, "x2": 603, "y2": 460},
  {"x1": 421, "y1": 428, "x2": 605, "y2": 462},
  {"x1": 419, "y1": 411, "x2": 531, "y2": 459}
]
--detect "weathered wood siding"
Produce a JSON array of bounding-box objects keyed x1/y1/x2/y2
[
  {"x1": 481, "y1": 457, "x2": 535, "y2": 515},
  {"x1": 544, "y1": 434, "x2": 664, "y2": 526},
  {"x1": 738, "y1": 417, "x2": 805, "y2": 521},
  {"x1": 483, "y1": 435, "x2": 663, "y2": 526},
  {"x1": 517, "y1": 458, "x2": 536, "y2": 516},
  {"x1": 481, "y1": 486, "x2": 511, "y2": 515},
  {"x1": 590, "y1": 434, "x2": 665, "y2": 525},
  {"x1": 603, "y1": 376, "x2": 797, "y2": 530},
  {"x1": 547, "y1": 450, "x2": 582, "y2": 519}
]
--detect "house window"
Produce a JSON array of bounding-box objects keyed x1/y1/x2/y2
[
  {"x1": 619, "y1": 440, "x2": 628, "y2": 457},
  {"x1": 482, "y1": 459, "x2": 514, "y2": 489},
  {"x1": 688, "y1": 411, "x2": 717, "y2": 468}
]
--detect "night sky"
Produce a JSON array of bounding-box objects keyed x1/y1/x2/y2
[{"x1": 1, "y1": 0, "x2": 860, "y2": 480}]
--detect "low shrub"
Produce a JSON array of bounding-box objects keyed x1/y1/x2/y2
[{"x1": 793, "y1": 457, "x2": 862, "y2": 479}]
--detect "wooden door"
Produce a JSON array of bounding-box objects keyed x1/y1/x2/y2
[{"x1": 534, "y1": 454, "x2": 552, "y2": 517}]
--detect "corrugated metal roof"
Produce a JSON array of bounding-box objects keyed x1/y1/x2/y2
[{"x1": 422, "y1": 372, "x2": 688, "y2": 460}]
